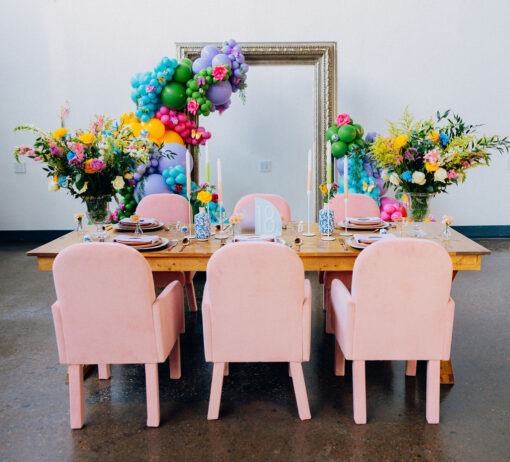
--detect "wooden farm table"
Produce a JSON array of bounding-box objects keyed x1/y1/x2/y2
[{"x1": 27, "y1": 222, "x2": 490, "y2": 385}]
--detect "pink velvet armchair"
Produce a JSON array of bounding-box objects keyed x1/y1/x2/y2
[
  {"x1": 136, "y1": 193, "x2": 197, "y2": 312},
  {"x1": 233, "y1": 193, "x2": 291, "y2": 231},
  {"x1": 52, "y1": 243, "x2": 184, "y2": 428},
  {"x1": 330, "y1": 239, "x2": 455, "y2": 424},
  {"x1": 202, "y1": 242, "x2": 312, "y2": 420}
]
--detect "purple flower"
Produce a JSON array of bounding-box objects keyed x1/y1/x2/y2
[
  {"x1": 90, "y1": 158, "x2": 105, "y2": 172},
  {"x1": 50, "y1": 146, "x2": 63, "y2": 157}
]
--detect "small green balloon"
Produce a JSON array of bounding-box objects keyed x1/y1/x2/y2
[
  {"x1": 189, "y1": 80, "x2": 198, "y2": 91},
  {"x1": 326, "y1": 126, "x2": 339, "y2": 141},
  {"x1": 201, "y1": 104, "x2": 208, "y2": 112},
  {"x1": 338, "y1": 124, "x2": 357, "y2": 143},
  {"x1": 205, "y1": 100, "x2": 212, "y2": 109},
  {"x1": 174, "y1": 63, "x2": 193, "y2": 83},
  {"x1": 180, "y1": 58, "x2": 193, "y2": 68},
  {"x1": 197, "y1": 97, "x2": 205, "y2": 106},
  {"x1": 192, "y1": 91, "x2": 201, "y2": 99},
  {"x1": 161, "y1": 82, "x2": 186, "y2": 110},
  {"x1": 202, "y1": 109, "x2": 210, "y2": 117},
  {"x1": 206, "y1": 75, "x2": 212, "y2": 84},
  {"x1": 331, "y1": 141, "x2": 348, "y2": 158}
]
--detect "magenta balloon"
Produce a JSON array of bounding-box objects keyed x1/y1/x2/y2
[
  {"x1": 158, "y1": 143, "x2": 192, "y2": 172},
  {"x1": 192, "y1": 57, "x2": 211, "y2": 74},
  {"x1": 134, "y1": 173, "x2": 171, "y2": 202},
  {"x1": 201, "y1": 45, "x2": 220, "y2": 62},
  {"x1": 206, "y1": 81, "x2": 232, "y2": 105},
  {"x1": 211, "y1": 53, "x2": 232, "y2": 68}
]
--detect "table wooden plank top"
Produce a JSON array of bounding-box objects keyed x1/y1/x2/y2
[{"x1": 27, "y1": 222, "x2": 490, "y2": 272}]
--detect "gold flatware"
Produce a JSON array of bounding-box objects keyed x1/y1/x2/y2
[
  {"x1": 167, "y1": 241, "x2": 178, "y2": 252},
  {"x1": 339, "y1": 237, "x2": 348, "y2": 251}
]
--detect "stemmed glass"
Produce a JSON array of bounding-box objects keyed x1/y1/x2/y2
[{"x1": 214, "y1": 208, "x2": 229, "y2": 239}]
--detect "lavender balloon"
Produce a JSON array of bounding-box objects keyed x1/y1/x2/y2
[
  {"x1": 134, "y1": 173, "x2": 171, "y2": 202},
  {"x1": 157, "y1": 143, "x2": 193, "y2": 172},
  {"x1": 206, "y1": 81, "x2": 232, "y2": 105},
  {"x1": 192, "y1": 57, "x2": 211, "y2": 74},
  {"x1": 212, "y1": 54, "x2": 232, "y2": 68},
  {"x1": 201, "y1": 45, "x2": 220, "y2": 62}
]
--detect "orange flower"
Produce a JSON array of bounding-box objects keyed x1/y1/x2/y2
[
  {"x1": 425, "y1": 161, "x2": 439, "y2": 172},
  {"x1": 84, "y1": 159, "x2": 95, "y2": 173},
  {"x1": 429, "y1": 131, "x2": 439, "y2": 143}
]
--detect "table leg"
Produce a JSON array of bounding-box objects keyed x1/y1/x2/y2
[{"x1": 441, "y1": 271, "x2": 458, "y2": 385}]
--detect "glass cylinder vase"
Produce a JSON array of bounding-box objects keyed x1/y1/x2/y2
[
  {"x1": 84, "y1": 196, "x2": 110, "y2": 240},
  {"x1": 194, "y1": 207, "x2": 211, "y2": 240},
  {"x1": 405, "y1": 193, "x2": 434, "y2": 237}
]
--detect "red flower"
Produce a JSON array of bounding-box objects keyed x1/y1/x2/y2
[
  {"x1": 211, "y1": 193, "x2": 218, "y2": 203},
  {"x1": 175, "y1": 184, "x2": 183, "y2": 192}
]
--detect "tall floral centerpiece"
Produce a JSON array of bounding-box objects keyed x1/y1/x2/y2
[
  {"x1": 370, "y1": 109, "x2": 510, "y2": 236},
  {"x1": 13, "y1": 116, "x2": 156, "y2": 239}
]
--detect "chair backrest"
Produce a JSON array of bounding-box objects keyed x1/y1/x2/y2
[
  {"x1": 351, "y1": 239, "x2": 453, "y2": 360},
  {"x1": 136, "y1": 193, "x2": 189, "y2": 223},
  {"x1": 233, "y1": 193, "x2": 291, "y2": 230},
  {"x1": 206, "y1": 242, "x2": 305, "y2": 362},
  {"x1": 52, "y1": 243, "x2": 158, "y2": 364},
  {"x1": 329, "y1": 193, "x2": 380, "y2": 221}
]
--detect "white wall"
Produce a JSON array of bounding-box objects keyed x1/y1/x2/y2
[{"x1": 1, "y1": 0, "x2": 509, "y2": 230}]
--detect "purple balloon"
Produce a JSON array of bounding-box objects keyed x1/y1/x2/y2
[
  {"x1": 201, "y1": 45, "x2": 220, "y2": 62},
  {"x1": 133, "y1": 172, "x2": 142, "y2": 181},
  {"x1": 192, "y1": 57, "x2": 211, "y2": 74},
  {"x1": 206, "y1": 81, "x2": 232, "y2": 105},
  {"x1": 157, "y1": 143, "x2": 193, "y2": 172},
  {"x1": 212, "y1": 53, "x2": 232, "y2": 68},
  {"x1": 375, "y1": 177, "x2": 388, "y2": 195},
  {"x1": 134, "y1": 173, "x2": 171, "y2": 202},
  {"x1": 336, "y1": 158, "x2": 345, "y2": 175}
]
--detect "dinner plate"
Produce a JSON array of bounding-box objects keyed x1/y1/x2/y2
[
  {"x1": 346, "y1": 237, "x2": 368, "y2": 250},
  {"x1": 113, "y1": 222, "x2": 164, "y2": 232},
  {"x1": 337, "y1": 220, "x2": 389, "y2": 231},
  {"x1": 135, "y1": 237, "x2": 169, "y2": 252}
]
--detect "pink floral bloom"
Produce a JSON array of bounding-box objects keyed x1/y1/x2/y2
[
  {"x1": 76, "y1": 130, "x2": 82, "y2": 136},
  {"x1": 90, "y1": 158, "x2": 105, "y2": 172},
  {"x1": 424, "y1": 149, "x2": 440, "y2": 163},
  {"x1": 50, "y1": 146, "x2": 63, "y2": 157},
  {"x1": 447, "y1": 170, "x2": 461, "y2": 180},
  {"x1": 404, "y1": 148, "x2": 417, "y2": 161},
  {"x1": 73, "y1": 143, "x2": 85, "y2": 157},
  {"x1": 335, "y1": 113, "x2": 351, "y2": 127},
  {"x1": 187, "y1": 99, "x2": 199, "y2": 115},
  {"x1": 462, "y1": 161, "x2": 470, "y2": 168},
  {"x1": 26, "y1": 150, "x2": 35, "y2": 157},
  {"x1": 146, "y1": 84, "x2": 156, "y2": 93},
  {"x1": 212, "y1": 64, "x2": 228, "y2": 81},
  {"x1": 34, "y1": 156, "x2": 42, "y2": 161}
]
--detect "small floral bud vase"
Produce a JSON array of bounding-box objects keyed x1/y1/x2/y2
[
  {"x1": 194, "y1": 207, "x2": 211, "y2": 240},
  {"x1": 319, "y1": 206, "x2": 335, "y2": 234}
]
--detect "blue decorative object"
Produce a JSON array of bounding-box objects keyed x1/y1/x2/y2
[
  {"x1": 194, "y1": 207, "x2": 211, "y2": 240},
  {"x1": 254, "y1": 198, "x2": 282, "y2": 236},
  {"x1": 319, "y1": 207, "x2": 335, "y2": 234}
]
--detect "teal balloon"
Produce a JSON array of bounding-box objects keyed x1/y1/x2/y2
[{"x1": 175, "y1": 173, "x2": 186, "y2": 184}]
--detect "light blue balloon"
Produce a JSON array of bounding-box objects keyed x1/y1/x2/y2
[{"x1": 175, "y1": 173, "x2": 186, "y2": 184}]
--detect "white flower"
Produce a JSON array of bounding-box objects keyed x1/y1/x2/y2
[
  {"x1": 48, "y1": 180, "x2": 59, "y2": 192},
  {"x1": 112, "y1": 176, "x2": 125, "y2": 190},
  {"x1": 381, "y1": 169, "x2": 390, "y2": 181},
  {"x1": 412, "y1": 171, "x2": 426, "y2": 185},
  {"x1": 434, "y1": 168, "x2": 447, "y2": 183},
  {"x1": 389, "y1": 172, "x2": 401, "y2": 186},
  {"x1": 77, "y1": 182, "x2": 88, "y2": 194}
]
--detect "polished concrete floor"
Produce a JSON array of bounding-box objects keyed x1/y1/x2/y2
[{"x1": 0, "y1": 240, "x2": 509, "y2": 462}]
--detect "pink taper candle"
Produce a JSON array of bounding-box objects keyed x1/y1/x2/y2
[
  {"x1": 217, "y1": 158, "x2": 223, "y2": 202},
  {"x1": 186, "y1": 150, "x2": 192, "y2": 197},
  {"x1": 307, "y1": 148, "x2": 312, "y2": 192},
  {"x1": 343, "y1": 155, "x2": 348, "y2": 198}
]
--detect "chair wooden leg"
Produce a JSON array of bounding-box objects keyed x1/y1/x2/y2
[
  {"x1": 169, "y1": 339, "x2": 181, "y2": 379},
  {"x1": 68, "y1": 365, "x2": 84, "y2": 429},
  {"x1": 318, "y1": 270, "x2": 324, "y2": 285},
  {"x1": 334, "y1": 340, "x2": 345, "y2": 376},
  {"x1": 208, "y1": 362, "x2": 225, "y2": 420},
  {"x1": 145, "y1": 363, "x2": 160, "y2": 427},
  {"x1": 289, "y1": 362, "x2": 311, "y2": 420},
  {"x1": 98, "y1": 364, "x2": 111, "y2": 380},
  {"x1": 185, "y1": 277, "x2": 197, "y2": 312},
  {"x1": 406, "y1": 360, "x2": 417, "y2": 376},
  {"x1": 352, "y1": 360, "x2": 367, "y2": 424},
  {"x1": 224, "y1": 362, "x2": 229, "y2": 376},
  {"x1": 426, "y1": 360, "x2": 440, "y2": 424}
]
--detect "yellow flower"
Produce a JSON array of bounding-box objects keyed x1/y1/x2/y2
[
  {"x1": 111, "y1": 176, "x2": 125, "y2": 190},
  {"x1": 129, "y1": 214, "x2": 140, "y2": 223},
  {"x1": 74, "y1": 213, "x2": 84, "y2": 220},
  {"x1": 124, "y1": 172, "x2": 134, "y2": 180},
  {"x1": 52, "y1": 128, "x2": 68, "y2": 139},
  {"x1": 393, "y1": 135, "x2": 407, "y2": 150},
  {"x1": 197, "y1": 190, "x2": 212, "y2": 204},
  {"x1": 319, "y1": 184, "x2": 328, "y2": 194},
  {"x1": 429, "y1": 131, "x2": 439, "y2": 143},
  {"x1": 79, "y1": 133, "x2": 95, "y2": 144},
  {"x1": 425, "y1": 161, "x2": 439, "y2": 172}
]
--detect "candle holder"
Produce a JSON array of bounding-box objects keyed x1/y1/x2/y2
[
  {"x1": 339, "y1": 195, "x2": 353, "y2": 237},
  {"x1": 214, "y1": 201, "x2": 229, "y2": 239},
  {"x1": 321, "y1": 185, "x2": 335, "y2": 241},
  {"x1": 302, "y1": 191, "x2": 316, "y2": 237},
  {"x1": 187, "y1": 194, "x2": 195, "y2": 239}
]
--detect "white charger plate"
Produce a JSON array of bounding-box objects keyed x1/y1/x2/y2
[{"x1": 113, "y1": 221, "x2": 164, "y2": 232}]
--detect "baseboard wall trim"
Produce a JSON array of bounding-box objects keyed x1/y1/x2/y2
[{"x1": 0, "y1": 226, "x2": 509, "y2": 243}]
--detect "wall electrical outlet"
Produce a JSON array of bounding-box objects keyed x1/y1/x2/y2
[
  {"x1": 14, "y1": 162, "x2": 26, "y2": 174},
  {"x1": 259, "y1": 160, "x2": 272, "y2": 173}
]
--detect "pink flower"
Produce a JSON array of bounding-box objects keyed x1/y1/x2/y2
[
  {"x1": 424, "y1": 149, "x2": 440, "y2": 163},
  {"x1": 335, "y1": 113, "x2": 351, "y2": 127},
  {"x1": 212, "y1": 64, "x2": 228, "y2": 81},
  {"x1": 404, "y1": 148, "x2": 417, "y2": 161},
  {"x1": 187, "y1": 99, "x2": 199, "y2": 115},
  {"x1": 26, "y1": 150, "x2": 35, "y2": 157},
  {"x1": 50, "y1": 146, "x2": 63, "y2": 157},
  {"x1": 447, "y1": 170, "x2": 461, "y2": 180},
  {"x1": 33, "y1": 156, "x2": 42, "y2": 161},
  {"x1": 90, "y1": 158, "x2": 105, "y2": 172}
]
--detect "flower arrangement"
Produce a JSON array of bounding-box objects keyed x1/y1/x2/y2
[
  {"x1": 370, "y1": 108, "x2": 510, "y2": 195},
  {"x1": 13, "y1": 116, "x2": 156, "y2": 200},
  {"x1": 319, "y1": 183, "x2": 339, "y2": 203},
  {"x1": 229, "y1": 212, "x2": 244, "y2": 225}
]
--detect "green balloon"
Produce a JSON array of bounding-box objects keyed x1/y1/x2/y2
[
  {"x1": 331, "y1": 141, "x2": 348, "y2": 158},
  {"x1": 326, "y1": 126, "x2": 339, "y2": 141},
  {"x1": 352, "y1": 124, "x2": 364, "y2": 139},
  {"x1": 197, "y1": 97, "x2": 205, "y2": 105},
  {"x1": 180, "y1": 58, "x2": 193, "y2": 68},
  {"x1": 174, "y1": 64, "x2": 193, "y2": 83},
  {"x1": 161, "y1": 82, "x2": 186, "y2": 110},
  {"x1": 202, "y1": 109, "x2": 210, "y2": 117},
  {"x1": 338, "y1": 124, "x2": 357, "y2": 143},
  {"x1": 206, "y1": 76, "x2": 212, "y2": 84},
  {"x1": 188, "y1": 80, "x2": 198, "y2": 91},
  {"x1": 192, "y1": 91, "x2": 201, "y2": 99}
]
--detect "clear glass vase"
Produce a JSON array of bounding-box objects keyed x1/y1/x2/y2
[
  {"x1": 84, "y1": 196, "x2": 110, "y2": 240},
  {"x1": 405, "y1": 193, "x2": 434, "y2": 237}
]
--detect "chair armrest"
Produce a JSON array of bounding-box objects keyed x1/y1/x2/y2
[
  {"x1": 302, "y1": 279, "x2": 312, "y2": 361},
  {"x1": 330, "y1": 279, "x2": 356, "y2": 359},
  {"x1": 442, "y1": 297, "x2": 455, "y2": 360},
  {"x1": 202, "y1": 283, "x2": 213, "y2": 362},
  {"x1": 152, "y1": 281, "x2": 183, "y2": 362},
  {"x1": 51, "y1": 302, "x2": 67, "y2": 364}
]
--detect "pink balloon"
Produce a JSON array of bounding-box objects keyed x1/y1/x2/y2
[
  {"x1": 380, "y1": 211, "x2": 391, "y2": 221},
  {"x1": 191, "y1": 138, "x2": 199, "y2": 145},
  {"x1": 174, "y1": 124, "x2": 184, "y2": 132},
  {"x1": 169, "y1": 110, "x2": 176, "y2": 116},
  {"x1": 160, "y1": 106, "x2": 169, "y2": 115},
  {"x1": 383, "y1": 204, "x2": 396, "y2": 214},
  {"x1": 160, "y1": 115, "x2": 170, "y2": 125},
  {"x1": 177, "y1": 113, "x2": 187, "y2": 122},
  {"x1": 181, "y1": 129, "x2": 190, "y2": 138},
  {"x1": 391, "y1": 211, "x2": 403, "y2": 220}
]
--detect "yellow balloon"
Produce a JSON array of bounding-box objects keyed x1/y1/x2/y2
[
  {"x1": 129, "y1": 122, "x2": 141, "y2": 137},
  {"x1": 161, "y1": 130, "x2": 185, "y2": 146},
  {"x1": 142, "y1": 118, "x2": 165, "y2": 139},
  {"x1": 149, "y1": 134, "x2": 164, "y2": 146}
]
